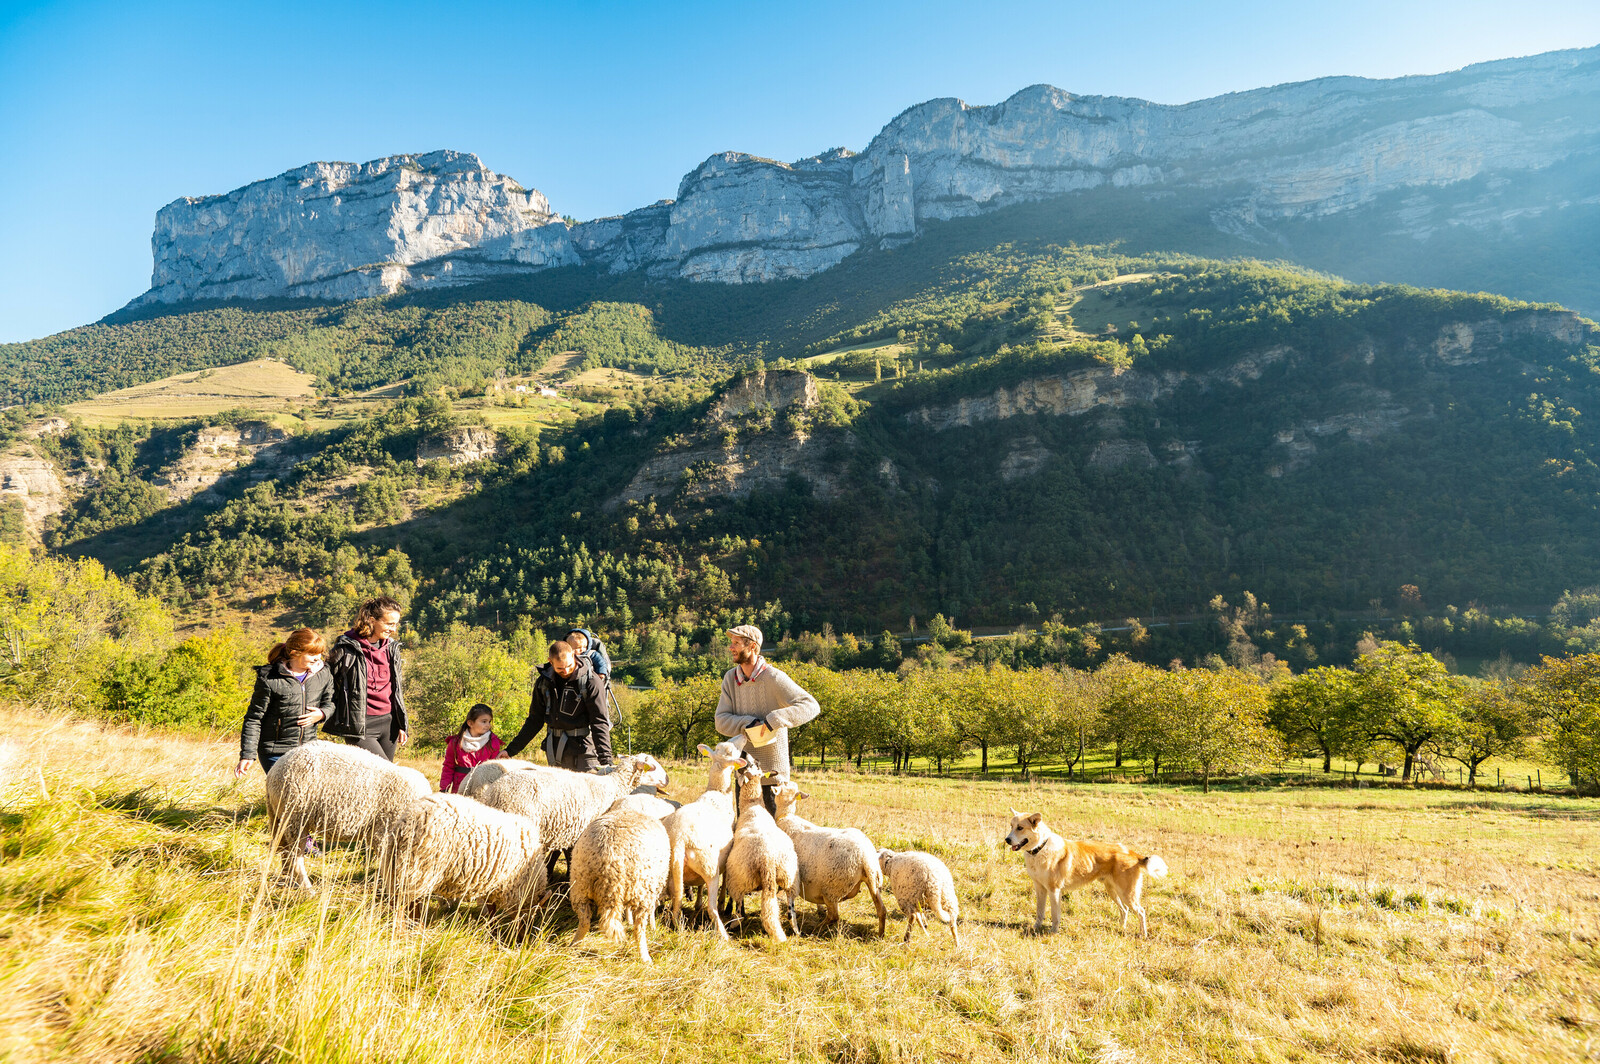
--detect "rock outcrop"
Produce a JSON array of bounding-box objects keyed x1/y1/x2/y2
[
  {"x1": 134, "y1": 47, "x2": 1600, "y2": 302},
  {"x1": 0, "y1": 448, "x2": 69, "y2": 541},
  {"x1": 157, "y1": 421, "x2": 293, "y2": 501},
  {"x1": 139, "y1": 150, "x2": 575, "y2": 304},
  {"x1": 416, "y1": 426, "x2": 503, "y2": 467},
  {"x1": 610, "y1": 370, "x2": 843, "y2": 508}
]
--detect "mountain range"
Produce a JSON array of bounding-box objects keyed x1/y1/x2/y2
[{"x1": 134, "y1": 46, "x2": 1600, "y2": 314}]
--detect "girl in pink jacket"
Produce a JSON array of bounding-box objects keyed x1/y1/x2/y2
[{"x1": 440, "y1": 703, "x2": 504, "y2": 793}]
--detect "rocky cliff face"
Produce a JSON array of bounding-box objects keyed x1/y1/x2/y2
[
  {"x1": 610, "y1": 369, "x2": 843, "y2": 508},
  {"x1": 136, "y1": 47, "x2": 1600, "y2": 302},
  {"x1": 140, "y1": 150, "x2": 576, "y2": 304}
]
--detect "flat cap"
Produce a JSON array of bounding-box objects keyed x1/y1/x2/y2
[{"x1": 726, "y1": 624, "x2": 764, "y2": 648}]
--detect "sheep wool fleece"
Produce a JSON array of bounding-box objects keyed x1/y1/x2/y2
[{"x1": 713, "y1": 661, "x2": 820, "y2": 775}]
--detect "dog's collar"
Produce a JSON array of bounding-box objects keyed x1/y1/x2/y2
[{"x1": 1028, "y1": 841, "x2": 1046, "y2": 856}]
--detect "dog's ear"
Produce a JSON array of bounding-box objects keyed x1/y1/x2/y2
[
  {"x1": 1026, "y1": 812, "x2": 1042, "y2": 827},
  {"x1": 1008, "y1": 807, "x2": 1022, "y2": 820}
]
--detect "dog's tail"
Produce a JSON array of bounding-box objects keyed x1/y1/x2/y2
[{"x1": 1142, "y1": 855, "x2": 1168, "y2": 879}]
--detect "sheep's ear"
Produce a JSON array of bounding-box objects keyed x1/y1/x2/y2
[
  {"x1": 797, "y1": 790, "x2": 811, "y2": 800},
  {"x1": 731, "y1": 757, "x2": 747, "y2": 768},
  {"x1": 697, "y1": 743, "x2": 713, "y2": 758}
]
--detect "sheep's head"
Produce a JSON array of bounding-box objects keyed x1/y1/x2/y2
[
  {"x1": 735, "y1": 763, "x2": 764, "y2": 801},
  {"x1": 699, "y1": 741, "x2": 747, "y2": 767},
  {"x1": 770, "y1": 778, "x2": 801, "y2": 815},
  {"x1": 620, "y1": 754, "x2": 668, "y2": 791},
  {"x1": 876, "y1": 847, "x2": 896, "y2": 873}
]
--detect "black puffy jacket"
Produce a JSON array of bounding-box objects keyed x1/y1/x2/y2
[
  {"x1": 323, "y1": 633, "x2": 408, "y2": 740},
  {"x1": 239, "y1": 661, "x2": 335, "y2": 762}
]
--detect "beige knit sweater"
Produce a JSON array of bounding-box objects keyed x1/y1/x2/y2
[{"x1": 713, "y1": 659, "x2": 820, "y2": 775}]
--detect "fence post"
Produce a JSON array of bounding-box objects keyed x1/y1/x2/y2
[{"x1": 1528, "y1": 775, "x2": 1533, "y2": 792}]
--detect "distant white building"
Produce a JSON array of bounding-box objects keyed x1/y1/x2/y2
[
  {"x1": 513, "y1": 384, "x2": 529, "y2": 393},
  {"x1": 538, "y1": 386, "x2": 559, "y2": 398}
]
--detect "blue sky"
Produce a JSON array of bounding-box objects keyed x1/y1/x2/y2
[{"x1": 2, "y1": 0, "x2": 1599, "y2": 343}]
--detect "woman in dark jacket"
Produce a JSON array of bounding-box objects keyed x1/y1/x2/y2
[
  {"x1": 235, "y1": 628, "x2": 334, "y2": 777},
  {"x1": 323, "y1": 595, "x2": 409, "y2": 761}
]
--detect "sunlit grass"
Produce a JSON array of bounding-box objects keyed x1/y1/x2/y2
[{"x1": 1, "y1": 710, "x2": 1595, "y2": 1062}]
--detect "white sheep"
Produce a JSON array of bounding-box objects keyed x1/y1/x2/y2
[
  {"x1": 384, "y1": 793, "x2": 548, "y2": 931},
  {"x1": 609, "y1": 793, "x2": 680, "y2": 819},
  {"x1": 569, "y1": 806, "x2": 671, "y2": 963},
  {"x1": 722, "y1": 763, "x2": 801, "y2": 942},
  {"x1": 662, "y1": 741, "x2": 746, "y2": 937},
  {"x1": 476, "y1": 754, "x2": 668, "y2": 870},
  {"x1": 458, "y1": 758, "x2": 540, "y2": 798},
  {"x1": 264, "y1": 741, "x2": 431, "y2": 890},
  {"x1": 772, "y1": 780, "x2": 886, "y2": 936},
  {"x1": 876, "y1": 848, "x2": 961, "y2": 946}
]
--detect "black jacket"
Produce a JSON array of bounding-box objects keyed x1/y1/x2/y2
[
  {"x1": 506, "y1": 660, "x2": 613, "y2": 769},
  {"x1": 239, "y1": 661, "x2": 335, "y2": 762},
  {"x1": 324, "y1": 632, "x2": 408, "y2": 739}
]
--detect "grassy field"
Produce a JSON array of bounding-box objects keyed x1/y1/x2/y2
[
  {"x1": 1051, "y1": 274, "x2": 1171, "y2": 342},
  {"x1": 2, "y1": 710, "x2": 1597, "y2": 1063},
  {"x1": 63, "y1": 360, "x2": 319, "y2": 425},
  {"x1": 804, "y1": 339, "x2": 911, "y2": 365}
]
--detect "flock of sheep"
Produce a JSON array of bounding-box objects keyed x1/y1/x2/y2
[{"x1": 262, "y1": 740, "x2": 960, "y2": 963}]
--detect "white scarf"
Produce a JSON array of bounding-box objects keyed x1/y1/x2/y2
[{"x1": 459, "y1": 729, "x2": 493, "y2": 753}]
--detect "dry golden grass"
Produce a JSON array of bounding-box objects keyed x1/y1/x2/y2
[
  {"x1": 63, "y1": 360, "x2": 317, "y2": 423},
  {"x1": 1, "y1": 710, "x2": 1596, "y2": 1063}
]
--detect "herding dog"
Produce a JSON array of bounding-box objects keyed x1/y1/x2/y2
[{"x1": 1003, "y1": 809, "x2": 1168, "y2": 937}]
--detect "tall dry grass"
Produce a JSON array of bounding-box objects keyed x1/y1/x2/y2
[{"x1": 0, "y1": 709, "x2": 1595, "y2": 1063}]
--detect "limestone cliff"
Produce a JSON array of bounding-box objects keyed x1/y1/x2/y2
[
  {"x1": 139, "y1": 150, "x2": 576, "y2": 304},
  {"x1": 135, "y1": 46, "x2": 1600, "y2": 302}
]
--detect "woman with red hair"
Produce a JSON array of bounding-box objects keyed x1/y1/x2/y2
[{"x1": 235, "y1": 628, "x2": 333, "y2": 777}]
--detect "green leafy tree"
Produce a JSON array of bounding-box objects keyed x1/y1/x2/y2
[
  {"x1": 1516, "y1": 653, "x2": 1600, "y2": 794},
  {"x1": 402, "y1": 624, "x2": 537, "y2": 746},
  {"x1": 1439, "y1": 678, "x2": 1533, "y2": 785},
  {"x1": 1163, "y1": 666, "x2": 1281, "y2": 792},
  {"x1": 1270, "y1": 666, "x2": 1360, "y2": 772},
  {"x1": 1348, "y1": 642, "x2": 1466, "y2": 781},
  {"x1": 634, "y1": 673, "x2": 723, "y2": 760}
]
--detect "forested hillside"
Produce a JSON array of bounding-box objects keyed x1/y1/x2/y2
[{"x1": 8, "y1": 200, "x2": 1600, "y2": 676}]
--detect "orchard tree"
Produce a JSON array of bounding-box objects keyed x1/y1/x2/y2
[
  {"x1": 1439, "y1": 678, "x2": 1533, "y2": 786},
  {"x1": 1165, "y1": 667, "x2": 1281, "y2": 792},
  {"x1": 1349, "y1": 642, "x2": 1465, "y2": 781},
  {"x1": 1036, "y1": 667, "x2": 1107, "y2": 780},
  {"x1": 1516, "y1": 653, "x2": 1600, "y2": 794},
  {"x1": 1270, "y1": 666, "x2": 1359, "y2": 772},
  {"x1": 634, "y1": 673, "x2": 722, "y2": 760}
]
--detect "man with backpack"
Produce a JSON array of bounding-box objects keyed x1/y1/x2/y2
[{"x1": 506, "y1": 640, "x2": 613, "y2": 771}]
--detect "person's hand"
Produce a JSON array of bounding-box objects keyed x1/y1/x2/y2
[
  {"x1": 296, "y1": 708, "x2": 323, "y2": 726},
  {"x1": 234, "y1": 759, "x2": 252, "y2": 778},
  {"x1": 398, "y1": 730, "x2": 409, "y2": 746}
]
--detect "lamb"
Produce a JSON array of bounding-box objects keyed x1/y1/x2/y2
[
  {"x1": 876, "y1": 848, "x2": 961, "y2": 946},
  {"x1": 721, "y1": 763, "x2": 801, "y2": 942},
  {"x1": 384, "y1": 793, "x2": 548, "y2": 931},
  {"x1": 264, "y1": 741, "x2": 431, "y2": 890},
  {"x1": 772, "y1": 780, "x2": 886, "y2": 936},
  {"x1": 661, "y1": 742, "x2": 746, "y2": 937},
  {"x1": 569, "y1": 807, "x2": 671, "y2": 963},
  {"x1": 458, "y1": 758, "x2": 540, "y2": 798},
  {"x1": 475, "y1": 753, "x2": 668, "y2": 867}
]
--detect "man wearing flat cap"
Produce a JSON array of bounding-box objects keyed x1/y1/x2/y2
[{"x1": 714, "y1": 624, "x2": 819, "y2": 813}]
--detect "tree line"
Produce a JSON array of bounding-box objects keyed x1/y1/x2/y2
[{"x1": 633, "y1": 640, "x2": 1600, "y2": 794}]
